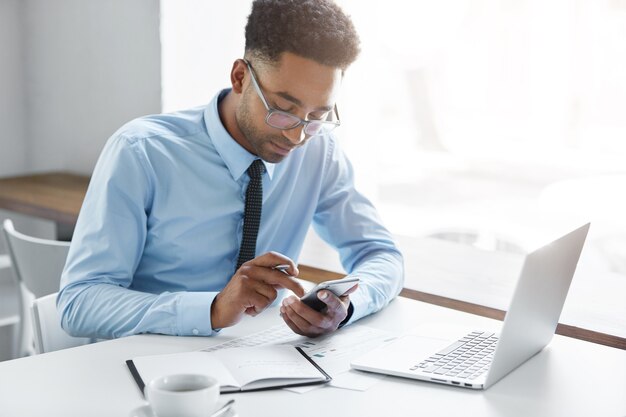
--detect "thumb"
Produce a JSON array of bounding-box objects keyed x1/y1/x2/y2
[{"x1": 317, "y1": 290, "x2": 341, "y2": 310}]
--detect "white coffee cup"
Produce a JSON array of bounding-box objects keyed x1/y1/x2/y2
[{"x1": 145, "y1": 374, "x2": 220, "y2": 417}]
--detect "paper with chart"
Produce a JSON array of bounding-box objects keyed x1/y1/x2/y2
[{"x1": 201, "y1": 323, "x2": 397, "y2": 392}]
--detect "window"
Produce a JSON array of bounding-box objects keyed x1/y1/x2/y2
[{"x1": 334, "y1": 0, "x2": 626, "y2": 338}]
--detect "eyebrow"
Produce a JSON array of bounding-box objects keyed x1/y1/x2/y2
[{"x1": 275, "y1": 91, "x2": 334, "y2": 112}]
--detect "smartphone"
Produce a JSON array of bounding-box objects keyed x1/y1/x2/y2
[{"x1": 300, "y1": 276, "x2": 360, "y2": 312}]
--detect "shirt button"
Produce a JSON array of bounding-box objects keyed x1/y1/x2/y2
[{"x1": 192, "y1": 328, "x2": 199, "y2": 335}]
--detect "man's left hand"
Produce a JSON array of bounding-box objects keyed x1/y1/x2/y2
[{"x1": 280, "y1": 285, "x2": 357, "y2": 337}]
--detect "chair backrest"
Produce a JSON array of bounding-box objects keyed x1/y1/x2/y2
[
  {"x1": 2, "y1": 219, "x2": 71, "y2": 357},
  {"x1": 31, "y1": 292, "x2": 92, "y2": 354},
  {"x1": 2, "y1": 219, "x2": 70, "y2": 297}
]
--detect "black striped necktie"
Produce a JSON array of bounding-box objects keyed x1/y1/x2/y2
[{"x1": 236, "y1": 159, "x2": 265, "y2": 270}]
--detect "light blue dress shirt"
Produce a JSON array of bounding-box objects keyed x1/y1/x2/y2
[{"x1": 58, "y1": 89, "x2": 404, "y2": 339}]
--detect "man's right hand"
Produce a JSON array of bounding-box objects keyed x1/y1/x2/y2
[{"x1": 210, "y1": 252, "x2": 305, "y2": 329}]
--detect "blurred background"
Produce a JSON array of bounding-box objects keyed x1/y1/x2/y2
[{"x1": 1, "y1": 0, "x2": 624, "y2": 356}]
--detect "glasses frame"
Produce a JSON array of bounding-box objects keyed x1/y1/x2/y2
[{"x1": 243, "y1": 59, "x2": 341, "y2": 136}]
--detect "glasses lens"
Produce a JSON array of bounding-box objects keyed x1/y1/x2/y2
[
  {"x1": 267, "y1": 111, "x2": 301, "y2": 129},
  {"x1": 303, "y1": 121, "x2": 325, "y2": 136},
  {"x1": 304, "y1": 121, "x2": 338, "y2": 136}
]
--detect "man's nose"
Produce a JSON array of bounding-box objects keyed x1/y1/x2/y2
[{"x1": 282, "y1": 125, "x2": 306, "y2": 144}]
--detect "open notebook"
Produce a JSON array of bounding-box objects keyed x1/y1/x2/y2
[{"x1": 127, "y1": 345, "x2": 331, "y2": 394}]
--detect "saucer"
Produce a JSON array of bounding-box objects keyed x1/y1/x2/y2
[
  {"x1": 128, "y1": 404, "x2": 154, "y2": 417},
  {"x1": 128, "y1": 403, "x2": 238, "y2": 417}
]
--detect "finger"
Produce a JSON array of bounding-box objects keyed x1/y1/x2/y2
[
  {"x1": 246, "y1": 252, "x2": 300, "y2": 276},
  {"x1": 343, "y1": 283, "x2": 359, "y2": 296},
  {"x1": 283, "y1": 297, "x2": 333, "y2": 329},
  {"x1": 243, "y1": 291, "x2": 272, "y2": 315},
  {"x1": 338, "y1": 294, "x2": 352, "y2": 308},
  {"x1": 281, "y1": 311, "x2": 306, "y2": 336},
  {"x1": 252, "y1": 281, "x2": 278, "y2": 304},
  {"x1": 241, "y1": 264, "x2": 305, "y2": 297},
  {"x1": 262, "y1": 272, "x2": 305, "y2": 297},
  {"x1": 236, "y1": 274, "x2": 275, "y2": 306},
  {"x1": 283, "y1": 303, "x2": 325, "y2": 335},
  {"x1": 317, "y1": 290, "x2": 343, "y2": 313},
  {"x1": 316, "y1": 291, "x2": 349, "y2": 325}
]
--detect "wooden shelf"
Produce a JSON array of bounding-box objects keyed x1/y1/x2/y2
[{"x1": 0, "y1": 172, "x2": 88, "y2": 226}]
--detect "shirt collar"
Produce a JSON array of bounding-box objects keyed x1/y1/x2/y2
[{"x1": 204, "y1": 89, "x2": 276, "y2": 181}]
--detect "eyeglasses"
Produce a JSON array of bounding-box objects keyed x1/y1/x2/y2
[{"x1": 243, "y1": 59, "x2": 341, "y2": 136}]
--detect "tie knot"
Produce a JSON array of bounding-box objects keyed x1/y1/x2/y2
[{"x1": 248, "y1": 159, "x2": 265, "y2": 179}]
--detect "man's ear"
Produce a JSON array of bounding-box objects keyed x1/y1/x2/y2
[{"x1": 230, "y1": 59, "x2": 247, "y2": 94}]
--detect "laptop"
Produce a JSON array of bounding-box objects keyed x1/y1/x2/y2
[{"x1": 351, "y1": 223, "x2": 590, "y2": 390}]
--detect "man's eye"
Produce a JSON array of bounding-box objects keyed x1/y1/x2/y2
[
  {"x1": 274, "y1": 103, "x2": 293, "y2": 113},
  {"x1": 308, "y1": 112, "x2": 329, "y2": 121}
]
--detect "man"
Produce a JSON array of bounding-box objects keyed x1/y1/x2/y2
[{"x1": 58, "y1": 0, "x2": 403, "y2": 339}]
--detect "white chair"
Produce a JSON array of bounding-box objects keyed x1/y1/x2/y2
[
  {"x1": 31, "y1": 292, "x2": 91, "y2": 354},
  {"x1": 0, "y1": 253, "x2": 20, "y2": 361},
  {"x1": 2, "y1": 219, "x2": 71, "y2": 357}
]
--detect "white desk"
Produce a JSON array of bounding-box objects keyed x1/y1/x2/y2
[{"x1": 0, "y1": 296, "x2": 624, "y2": 417}]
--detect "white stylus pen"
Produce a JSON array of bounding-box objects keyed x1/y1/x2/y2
[{"x1": 273, "y1": 264, "x2": 291, "y2": 275}]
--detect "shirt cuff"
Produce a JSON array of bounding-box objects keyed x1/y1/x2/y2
[{"x1": 177, "y1": 292, "x2": 219, "y2": 336}]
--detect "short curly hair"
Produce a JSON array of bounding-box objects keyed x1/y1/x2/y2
[{"x1": 244, "y1": 0, "x2": 360, "y2": 70}]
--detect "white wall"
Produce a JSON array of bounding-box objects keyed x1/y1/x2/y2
[
  {"x1": 2, "y1": 0, "x2": 162, "y2": 177},
  {"x1": 160, "y1": 0, "x2": 252, "y2": 112},
  {"x1": 22, "y1": 0, "x2": 162, "y2": 175},
  {"x1": 0, "y1": 0, "x2": 27, "y2": 178}
]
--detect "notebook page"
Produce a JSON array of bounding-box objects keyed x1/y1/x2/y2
[
  {"x1": 214, "y1": 346, "x2": 324, "y2": 388},
  {"x1": 131, "y1": 351, "x2": 239, "y2": 390}
]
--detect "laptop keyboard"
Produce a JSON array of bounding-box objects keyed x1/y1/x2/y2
[{"x1": 410, "y1": 331, "x2": 498, "y2": 380}]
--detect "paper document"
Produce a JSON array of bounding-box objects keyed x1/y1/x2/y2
[
  {"x1": 202, "y1": 324, "x2": 300, "y2": 351},
  {"x1": 202, "y1": 323, "x2": 396, "y2": 392}
]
